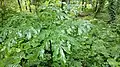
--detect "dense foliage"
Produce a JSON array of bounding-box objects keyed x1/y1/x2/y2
[{"x1": 0, "y1": 0, "x2": 120, "y2": 67}]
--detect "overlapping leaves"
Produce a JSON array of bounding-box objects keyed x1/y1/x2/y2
[{"x1": 0, "y1": 12, "x2": 92, "y2": 66}]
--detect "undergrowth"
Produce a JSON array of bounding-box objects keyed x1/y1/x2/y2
[{"x1": 0, "y1": 7, "x2": 120, "y2": 67}]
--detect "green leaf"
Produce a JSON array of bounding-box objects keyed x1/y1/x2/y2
[
  {"x1": 0, "y1": 61, "x2": 5, "y2": 67},
  {"x1": 26, "y1": 32, "x2": 31, "y2": 40},
  {"x1": 107, "y1": 58, "x2": 119, "y2": 66},
  {"x1": 60, "y1": 47, "x2": 66, "y2": 63}
]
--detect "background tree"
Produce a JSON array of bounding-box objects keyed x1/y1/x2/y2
[
  {"x1": 25, "y1": 0, "x2": 28, "y2": 10},
  {"x1": 81, "y1": 0, "x2": 85, "y2": 11},
  {"x1": 0, "y1": 0, "x2": 6, "y2": 22},
  {"x1": 116, "y1": 0, "x2": 120, "y2": 14},
  {"x1": 61, "y1": 0, "x2": 70, "y2": 10},
  {"x1": 94, "y1": 0, "x2": 106, "y2": 17},
  {"x1": 17, "y1": 0, "x2": 22, "y2": 11},
  {"x1": 108, "y1": 0, "x2": 116, "y2": 23},
  {"x1": 28, "y1": 0, "x2": 32, "y2": 12},
  {"x1": 0, "y1": 0, "x2": 120, "y2": 67}
]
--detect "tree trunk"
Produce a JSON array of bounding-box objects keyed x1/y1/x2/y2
[
  {"x1": 85, "y1": 0, "x2": 87, "y2": 9},
  {"x1": 94, "y1": 0, "x2": 98, "y2": 12},
  {"x1": 0, "y1": 0, "x2": 6, "y2": 24},
  {"x1": 67, "y1": 0, "x2": 70, "y2": 11},
  {"x1": 81, "y1": 0, "x2": 85, "y2": 11},
  {"x1": 61, "y1": 0, "x2": 67, "y2": 10},
  {"x1": 94, "y1": 0, "x2": 105, "y2": 18},
  {"x1": 29, "y1": 0, "x2": 32, "y2": 12},
  {"x1": 17, "y1": 0, "x2": 22, "y2": 11},
  {"x1": 0, "y1": 1, "x2": 1, "y2": 7},
  {"x1": 25, "y1": 0, "x2": 28, "y2": 10},
  {"x1": 116, "y1": 0, "x2": 120, "y2": 14},
  {"x1": 61, "y1": 0, "x2": 70, "y2": 13},
  {"x1": 108, "y1": 0, "x2": 116, "y2": 23}
]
